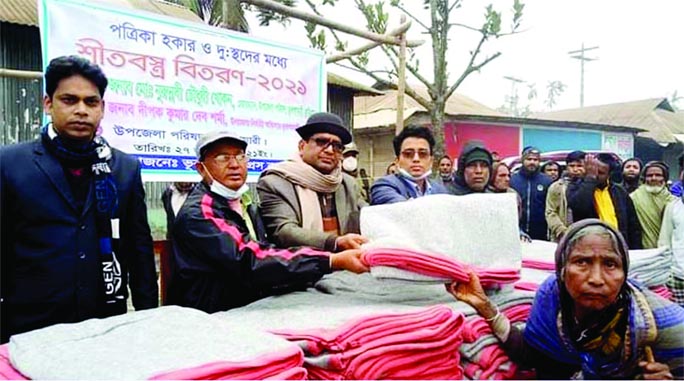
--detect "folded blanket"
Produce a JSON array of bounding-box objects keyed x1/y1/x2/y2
[
  {"x1": 362, "y1": 247, "x2": 520, "y2": 286},
  {"x1": 361, "y1": 194, "x2": 521, "y2": 270},
  {"x1": 9, "y1": 306, "x2": 304, "y2": 380}
]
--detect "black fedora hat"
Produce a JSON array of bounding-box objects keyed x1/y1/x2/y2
[{"x1": 296, "y1": 112, "x2": 352, "y2": 145}]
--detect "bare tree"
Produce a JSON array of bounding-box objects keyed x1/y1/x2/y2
[{"x1": 296, "y1": 0, "x2": 524, "y2": 157}]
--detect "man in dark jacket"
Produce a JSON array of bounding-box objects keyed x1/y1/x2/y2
[
  {"x1": 0, "y1": 56, "x2": 158, "y2": 343},
  {"x1": 567, "y1": 153, "x2": 642, "y2": 249},
  {"x1": 167, "y1": 131, "x2": 368, "y2": 313},
  {"x1": 510, "y1": 146, "x2": 553, "y2": 240},
  {"x1": 446, "y1": 140, "x2": 493, "y2": 195},
  {"x1": 621, "y1": 157, "x2": 643, "y2": 194}
]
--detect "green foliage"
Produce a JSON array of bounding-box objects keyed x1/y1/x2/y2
[
  {"x1": 357, "y1": 1, "x2": 388, "y2": 34},
  {"x1": 512, "y1": 0, "x2": 524, "y2": 31},
  {"x1": 255, "y1": 0, "x2": 297, "y2": 27},
  {"x1": 482, "y1": 4, "x2": 502, "y2": 36}
]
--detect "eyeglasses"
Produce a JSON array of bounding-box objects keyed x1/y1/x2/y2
[
  {"x1": 310, "y1": 137, "x2": 345, "y2": 153},
  {"x1": 400, "y1": 149, "x2": 431, "y2": 160},
  {"x1": 211, "y1": 153, "x2": 248, "y2": 164}
]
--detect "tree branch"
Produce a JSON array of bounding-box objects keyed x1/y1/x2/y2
[
  {"x1": 242, "y1": 0, "x2": 423, "y2": 47},
  {"x1": 326, "y1": 21, "x2": 417, "y2": 63},
  {"x1": 393, "y1": 3, "x2": 430, "y2": 32},
  {"x1": 449, "y1": 22, "x2": 483, "y2": 33},
  {"x1": 384, "y1": 45, "x2": 433, "y2": 91},
  {"x1": 448, "y1": 0, "x2": 461, "y2": 15}
]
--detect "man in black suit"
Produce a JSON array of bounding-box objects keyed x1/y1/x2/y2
[{"x1": 0, "y1": 55, "x2": 158, "y2": 343}]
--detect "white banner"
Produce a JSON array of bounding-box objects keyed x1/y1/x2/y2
[
  {"x1": 602, "y1": 132, "x2": 634, "y2": 161},
  {"x1": 39, "y1": 0, "x2": 326, "y2": 181}
]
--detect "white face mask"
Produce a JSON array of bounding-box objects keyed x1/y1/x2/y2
[
  {"x1": 397, "y1": 168, "x2": 432, "y2": 182},
  {"x1": 202, "y1": 163, "x2": 249, "y2": 200},
  {"x1": 342, "y1": 156, "x2": 358, "y2": 172}
]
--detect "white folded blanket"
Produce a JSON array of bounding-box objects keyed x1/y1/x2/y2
[{"x1": 360, "y1": 193, "x2": 521, "y2": 270}]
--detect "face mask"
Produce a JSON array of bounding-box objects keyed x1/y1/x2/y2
[
  {"x1": 644, "y1": 184, "x2": 665, "y2": 194},
  {"x1": 202, "y1": 163, "x2": 249, "y2": 200},
  {"x1": 342, "y1": 156, "x2": 358, "y2": 172},
  {"x1": 397, "y1": 167, "x2": 432, "y2": 182},
  {"x1": 440, "y1": 172, "x2": 452, "y2": 181}
]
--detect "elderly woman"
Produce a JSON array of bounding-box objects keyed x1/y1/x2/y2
[{"x1": 448, "y1": 219, "x2": 684, "y2": 379}]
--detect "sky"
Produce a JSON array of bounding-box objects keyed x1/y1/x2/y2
[{"x1": 246, "y1": 0, "x2": 684, "y2": 112}]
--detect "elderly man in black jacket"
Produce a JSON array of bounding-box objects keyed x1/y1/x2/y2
[
  {"x1": 567, "y1": 153, "x2": 642, "y2": 249},
  {"x1": 167, "y1": 131, "x2": 368, "y2": 313}
]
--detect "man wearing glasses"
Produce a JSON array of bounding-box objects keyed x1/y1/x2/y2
[
  {"x1": 370, "y1": 126, "x2": 448, "y2": 205},
  {"x1": 257, "y1": 113, "x2": 368, "y2": 252},
  {"x1": 167, "y1": 131, "x2": 368, "y2": 313}
]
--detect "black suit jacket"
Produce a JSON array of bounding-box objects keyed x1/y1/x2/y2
[{"x1": 0, "y1": 139, "x2": 158, "y2": 342}]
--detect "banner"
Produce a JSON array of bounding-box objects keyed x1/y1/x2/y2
[
  {"x1": 602, "y1": 132, "x2": 634, "y2": 161},
  {"x1": 39, "y1": 0, "x2": 326, "y2": 181}
]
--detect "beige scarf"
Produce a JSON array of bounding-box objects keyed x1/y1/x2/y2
[{"x1": 264, "y1": 154, "x2": 342, "y2": 232}]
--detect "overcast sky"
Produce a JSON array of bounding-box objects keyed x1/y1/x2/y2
[{"x1": 246, "y1": 0, "x2": 684, "y2": 112}]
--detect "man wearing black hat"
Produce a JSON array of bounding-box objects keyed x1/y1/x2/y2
[
  {"x1": 257, "y1": 112, "x2": 367, "y2": 252},
  {"x1": 510, "y1": 146, "x2": 553, "y2": 240},
  {"x1": 167, "y1": 131, "x2": 368, "y2": 313},
  {"x1": 545, "y1": 151, "x2": 586, "y2": 241},
  {"x1": 567, "y1": 153, "x2": 642, "y2": 249},
  {"x1": 630, "y1": 161, "x2": 676, "y2": 249},
  {"x1": 446, "y1": 140, "x2": 493, "y2": 195}
]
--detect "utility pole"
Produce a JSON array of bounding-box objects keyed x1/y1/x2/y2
[
  {"x1": 568, "y1": 43, "x2": 599, "y2": 107},
  {"x1": 503, "y1": 76, "x2": 524, "y2": 114}
]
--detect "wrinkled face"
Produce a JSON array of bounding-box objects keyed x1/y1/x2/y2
[
  {"x1": 464, "y1": 161, "x2": 490, "y2": 191},
  {"x1": 623, "y1": 160, "x2": 641, "y2": 180},
  {"x1": 397, "y1": 137, "x2": 433, "y2": 177},
  {"x1": 566, "y1": 160, "x2": 585, "y2": 179},
  {"x1": 492, "y1": 164, "x2": 511, "y2": 191},
  {"x1": 564, "y1": 234, "x2": 625, "y2": 321},
  {"x1": 44, "y1": 74, "x2": 104, "y2": 141},
  {"x1": 543, "y1": 164, "x2": 560, "y2": 181},
  {"x1": 439, "y1": 157, "x2": 453, "y2": 175},
  {"x1": 523, "y1": 154, "x2": 541, "y2": 172},
  {"x1": 197, "y1": 141, "x2": 248, "y2": 191},
  {"x1": 299, "y1": 132, "x2": 343, "y2": 175},
  {"x1": 644, "y1": 166, "x2": 666, "y2": 187},
  {"x1": 597, "y1": 161, "x2": 611, "y2": 187}
]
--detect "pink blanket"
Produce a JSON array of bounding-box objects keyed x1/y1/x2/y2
[
  {"x1": 0, "y1": 345, "x2": 26, "y2": 380},
  {"x1": 362, "y1": 248, "x2": 520, "y2": 287},
  {"x1": 273, "y1": 305, "x2": 467, "y2": 380}
]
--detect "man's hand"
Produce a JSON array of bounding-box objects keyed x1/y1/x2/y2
[
  {"x1": 330, "y1": 249, "x2": 369, "y2": 274},
  {"x1": 584, "y1": 154, "x2": 599, "y2": 179},
  {"x1": 639, "y1": 360, "x2": 672, "y2": 380},
  {"x1": 335, "y1": 233, "x2": 368, "y2": 251}
]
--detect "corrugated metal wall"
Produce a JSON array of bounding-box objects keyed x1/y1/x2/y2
[
  {"x1": 1, "y1": 23, "x2": 43, "y2": 145},
  {"x1": 328, "y1": 86, "x2": 353, "y2": 129}
]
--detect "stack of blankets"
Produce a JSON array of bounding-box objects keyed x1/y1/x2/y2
[
  {"x1": 0, "y1": 306, "x2": 307, "y2": 380},
  {"x1": 516, "y1": 240, "x2": 674, "y2": 299},
  {"x1": 214, "y1": 272, "x2": 536, "y2": 380}
]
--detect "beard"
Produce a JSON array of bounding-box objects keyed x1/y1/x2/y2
[
  {"x1": 623, "y1": 173, "x2": 639, "y2": 182},
  {"x1": 645, "y1": 184, "x2": 665, "y2": 194}
]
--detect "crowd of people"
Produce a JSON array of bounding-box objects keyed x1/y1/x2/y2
[{"x1": 2, "y1": 55, "x2": 683, "y2": 379}]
